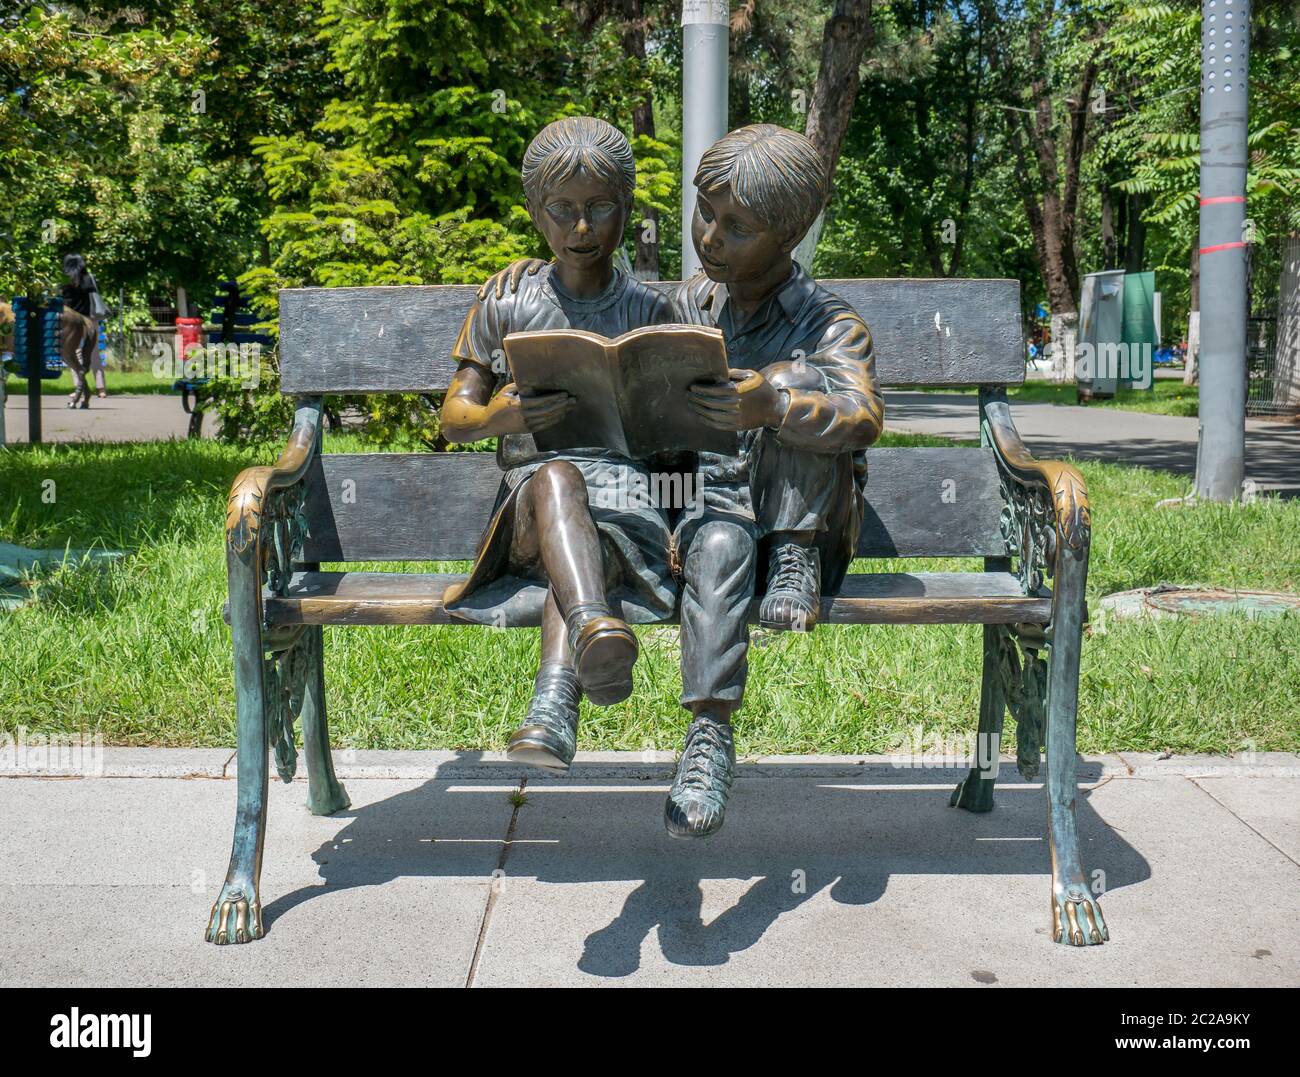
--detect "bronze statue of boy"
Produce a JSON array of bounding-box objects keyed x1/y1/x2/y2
[{"x1": 663, "y1": 124, "x2": 884, "y2": 837}]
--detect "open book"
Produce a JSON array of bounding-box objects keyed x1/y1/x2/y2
[{"x1": 503, "y1": 324, "x2": 738, "y2": 458}]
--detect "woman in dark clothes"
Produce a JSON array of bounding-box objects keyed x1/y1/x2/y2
[{"x1": 60, "y1": 253, "x2": 101, "y2": 408}]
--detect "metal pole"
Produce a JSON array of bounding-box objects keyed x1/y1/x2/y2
[
  {"x1": 681, "y1": 0, "x2": 729, "y2": 280},
  {"x1": 26, "y1": 301, "x2": 42, "y2": 445},
  {"x1": 1195, "y1": 0, "x2": 1249, "y2": 500}
]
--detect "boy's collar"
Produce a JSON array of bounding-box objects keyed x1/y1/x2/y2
[{"x1": 700, "y1": 262, "x2": 815, "y2": 325}]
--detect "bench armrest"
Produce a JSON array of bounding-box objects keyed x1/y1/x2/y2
[
  {"x1": 981, "y1": 397, "x2": 1090, "y2": 623},
  {"x1": 226, "y1": 399, "x2": 323, "y2": 601}
]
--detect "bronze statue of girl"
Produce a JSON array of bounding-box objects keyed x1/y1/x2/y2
[{"x1": 439, "y1": 116, "x2": 679, "y2": 770}]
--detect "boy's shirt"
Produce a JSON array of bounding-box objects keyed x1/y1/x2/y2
[{"x1": 671, "y1": 263, "x2": 884, "y2": 487}]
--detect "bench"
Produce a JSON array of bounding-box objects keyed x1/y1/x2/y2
[{"x1": 206, "y1": 277, "x2": 1107, "y2": 949}]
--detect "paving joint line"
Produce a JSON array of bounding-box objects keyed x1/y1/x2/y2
[
  {"x1": 464, "y1": 776, "x2": 527, "y2": 988},
  {"x1": 1187, "y1": 776, "x2": 1300, "y2": 871}
]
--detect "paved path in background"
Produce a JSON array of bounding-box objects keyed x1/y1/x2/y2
[
  {"x1": 6, "y1": 389, "x2": 1299, "y2": 498},
  {"x1": 886, "y1": 392, "x2": 1300, "y2": 497},
  {"x1": 1, "y1": 391, "x2": 215, "y2": 444},
  {"x1": 2, "y1": 750, "x2": 1297, "y2": 987}
]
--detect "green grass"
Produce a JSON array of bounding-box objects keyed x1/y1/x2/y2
[
  {"x1": 920, "y1": 377, "x2": 1199, "y2": 417},
  {"x1": 1, "y1": 430, "x2": 1296, "y2": 755},
  {"x1": 3, "y1": 368, "x2": 182, "y2": 397}
]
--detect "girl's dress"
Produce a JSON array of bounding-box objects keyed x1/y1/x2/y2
[{"x1": 443, "y1": 264, "x2": 680, "y2": 627}]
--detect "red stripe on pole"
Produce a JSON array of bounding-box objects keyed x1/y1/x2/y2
[
  {"x1": 1200, "y1": 195, "x2": 1246, "y2": 205},
  {"x1": 1199, "y1": 241, "x2": 1247, "y2": 254}
]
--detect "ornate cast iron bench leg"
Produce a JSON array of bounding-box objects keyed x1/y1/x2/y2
[
  {"x1": 969, "y1": 394, "x2": 1108, "y2": 946},
  {"x1": 951, "y1": 622, "x2": 1009, "y2": 813},
  {"x1": 207, "y1": 401, "x2": 344, "y2": 944},
  {"x1": 1045, "y1": 533, "x2": 1107, "y2": 945},
  {"x1": 207, "y1": 479, "x2": 273, "y2": 944},
  {"x1": 299, "y1": 622, "x2": 351, "y2": 816}
]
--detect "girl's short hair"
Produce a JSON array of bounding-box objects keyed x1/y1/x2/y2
[
  {"x1": 694, "y1": 124, "x2": 829, "y2": 238},
  {"x1": 521, "y1": 117, "x2": 636, "y2": 207}
]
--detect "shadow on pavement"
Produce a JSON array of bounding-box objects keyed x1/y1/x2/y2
[{"x1": 263, "y1": 759, "x2": 1149, "y2": 974}]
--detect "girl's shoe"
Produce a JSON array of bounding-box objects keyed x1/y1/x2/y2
[
  {"x1": 506, "y1": 665, "x2": 582, "y2": 770},
  {"x1": 566, "y1": 602, "x2": 637, "y2": 706}
]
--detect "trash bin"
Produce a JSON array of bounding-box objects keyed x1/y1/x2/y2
[
  {"x1": 1077, "y1": 271, "x2": 1124, "y2": 400},
  {"x1": 175, "y1": 316, "x2": 205, "y2": 376}
]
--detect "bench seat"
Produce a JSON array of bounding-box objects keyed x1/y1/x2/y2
[{"x1": 264, "y1": 570, "x2": 1052, "y2": 627}]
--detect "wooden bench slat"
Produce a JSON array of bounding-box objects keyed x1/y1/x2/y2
[
  {"x1": 299, "y1": 446, "x2": 1008, "y2": 563},
  {"x1": 266, "y1": 570, "x2": 1048, "y2": 627},
  {"x1": 278, "y1": 278, "x2": 1024, "y2": 393}
]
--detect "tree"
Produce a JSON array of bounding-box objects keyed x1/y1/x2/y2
[
  {"x1": 0, "y1": 2, "x2": 338, "y2": 304},
  {"x1": 824, "y1": 1, "x2": 1001, "y2": 278},
  {"x1": 798, "y1": 0, "x2": 876, "y2": 262},
  {"x1": 211, "y1": 0, "x2": 680, "y2": 442},
  {"x1": 986, "y1": 0, "x2": 1101, "y2": 379},
  {"x1": 1104, "y1": 0, "x2": 1300, "y2": 385}
]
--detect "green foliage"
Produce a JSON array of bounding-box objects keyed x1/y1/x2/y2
[
  {"x1": 205, "y1": 0, "x2": 686, "y2": 445},
  {"x1": 817, "y1": 2, "x2": 1038, "y2": 297},
  {"x1": 0, "y1": 2, "x2": 335, "y2": 302},
  {"x1": 1100, "y1": 0, "x2": 1300, "y2": 323}
]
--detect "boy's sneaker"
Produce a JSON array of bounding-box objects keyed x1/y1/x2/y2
[
  {"x1": 664, "y1": 712, "x2": 736, "y2": 839},
  {"x1": 759, "y1": 542, "x2": 821, "y2": 631}
]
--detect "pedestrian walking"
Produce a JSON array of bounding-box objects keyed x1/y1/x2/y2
[{"x1": 60, "y1": 253, "x2": 107, "y2": 408}]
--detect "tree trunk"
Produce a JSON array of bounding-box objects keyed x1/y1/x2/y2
[
  {"x1": 617, "y1": 0, "x2": 658, "y2": 279},
  {"x1": 1274, "y1": 232, "x2": 1300, "y2": 410},
  {"x1": 1002, "y1": 14, "x2": 1098, "y2": 379},
  {"x1": 799, "y1": 0, "x2": 874, "y2": 263},
  {"x1": 1185, "y1": 243, "x2": 1201, "y2": 385},
  {"x1": 1124, "y1": 191, "x2": 1146, "y2": 273},
  {"x1": 1101, "y1": 182, "x2": 1117, "y2": 269}
]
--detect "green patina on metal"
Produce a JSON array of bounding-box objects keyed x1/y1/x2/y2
[
  {"x1": 206, "y1": 398, "x2": 351, "y2": 946},
  {"x1": 0, "y1": 541, "x2": 124, "y2": 610},
  {"x1": 948, "y1": 390, "x2": 1108, "y2": 947}
]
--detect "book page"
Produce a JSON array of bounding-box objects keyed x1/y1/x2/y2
[
  {"x1": 504, "y1": 329, "x2": 627, "y2": 455},
  {"x1": 612, "y1": 324, "x2": 737, "y2": 457}
]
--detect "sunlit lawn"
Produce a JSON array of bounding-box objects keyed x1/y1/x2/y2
[
  {"x1": 4, "y1": 368, "x2": 180, "y2": 397},
  {"x1": 2, "y1": 430, "x2": 1296, "y2": 755}
]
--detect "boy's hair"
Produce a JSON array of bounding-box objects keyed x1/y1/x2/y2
[
  {"x1": 521, "y1": 117, "x2": 636, "y2": 208},
  {"x1": 694, "y1": 124, "x2": 828, "y2": 238}
]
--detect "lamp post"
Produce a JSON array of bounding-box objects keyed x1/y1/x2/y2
[
  {"x1": 681, "y1": 1, "x2": 729, "y2": 280},
  {"x1": 1194, "y1": 0, "x2": 1250, "y2": 500}
]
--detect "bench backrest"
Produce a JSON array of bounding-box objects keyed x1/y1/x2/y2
[
  {"x1": 279, "y1": 279, "x2": 1024, "y2": 393},
  {"x1": 280, "y1": 279, "x2": 1022, "y2": 563}
]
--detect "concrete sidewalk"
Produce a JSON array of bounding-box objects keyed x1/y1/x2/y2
[
  {"x1": 2, "y1": 750, "x2": 1297, "y2": 987},
  {"x1": 885, "y1": 391, "x2": 1300, "y2": 497}
]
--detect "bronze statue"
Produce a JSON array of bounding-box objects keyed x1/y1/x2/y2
[
  {"x1": 451, "y1": 120, "x2": 883, "y2": 842},
  {"x1": 663, "y1": 124, "x2": 884, "y2": 837},
  {"x1": 439, "y1": 117, "x2": 679, "y2": 769}
]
